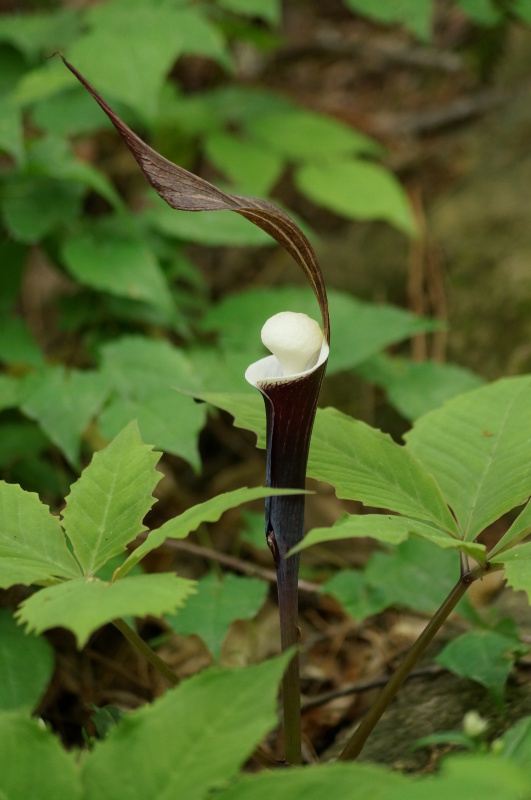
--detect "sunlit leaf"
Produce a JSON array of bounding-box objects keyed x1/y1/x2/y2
[
  {"x1": 405, "y1": 376, "x2": 531, "y2": 540},
  {"x1": 17, "y1": 573, "x2": 196, "y2": 648},
  {"x1": 0, "y1": 609, "x2": 54, "y2": 711},
  {"x1": 0, "y1": 480, "x2": 81, "y2": 588},
  {"x1": 81, "y1": 654, "x2": 291, "y2": 800},
  {"x1": 61, "y1": 422, "x2": 161, "y2": 576},
  {"x1": 167, "y1": 573, "x2": 268, "y2": 661}
]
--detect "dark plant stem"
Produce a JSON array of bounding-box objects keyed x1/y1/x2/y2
[
  {"x1": 113, "y1": 618, "x2": 179, "y2": 687},
  {"x1": 338, "y1": 561, "x2": 502, "y2": 761}
]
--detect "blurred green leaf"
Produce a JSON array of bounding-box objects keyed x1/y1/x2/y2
[
  {"x1": 61, "y1": 422, "x2": 161, "y2": 576},
  {"x1": 0, "y1": 98, "x2": 24, "y2": 164},
  {"x1": 62, "y1": 219, "x2": 174, "y2": 313},
  {"x1": 1, "y1": 173, "x2": 83, "y2": 243},
  {"x1": 217, "y1": 0, "x2": 282, "y2": 24},
  {"x1": 321, "y1": 569, "x2": 389, "y2": 622},
  {"x1": 457, "y1": 0, "x2": 503, "y2": 25},
  {"x1": 17, "y1": 572, "x2": 196, "y2": 648},
  {"x1": 344, "y1": 0, "x2": 433, "y2": 40},
  {"x1": 246, "y1": 108, "x2": 382, "y2": 162},
  {"x1": 436, "y1": 628, "x2": 526, "y2": 708},
  {"x1": 499, "y1": 716, "x2": 531, "y2": 766},
  {"x1": 296, "y1": 159, "x2": 417, "y2": 236},
  {"x1": 358, "y1": 355, "x2": 485, "y2": 421},
  {"x1": 0, "y1": 375, "x2": 22, "y2": 411},
  {"x1": 167, "y1": 573, "x2": 268, "y2": 661},
  {"x1": 0, "y1": 9, "x2": 81, "y2": 61},
  {"x1": 22, "y1": 367, "x2": 110, "y2": 469},
  {"x1": 0, "y1": 609, "x2": 54, "y2": 711},
  {"x1": 99, "y1": 336, "x2": 207, "y2": 470},
  {"x1": 204, "y1": 131, "x2": 284, "y2": 195},
  {"x1": 0, "y1": 317, "x2": 44, "y2": 369},
  {"x1": 0, "y1": 712, "x2": 82, "y2": 800},
  {"x1": 0, "y1": 479, "x2": 81, "y2": 589}
]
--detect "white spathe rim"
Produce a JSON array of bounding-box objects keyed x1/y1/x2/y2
[{"x1": 245, "y1": 340, "x2": 329, "y2": 388}]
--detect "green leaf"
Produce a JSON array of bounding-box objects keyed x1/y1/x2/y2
[
  {"x1": 167, "y1": 573, "x2": 268, "y2": 662},
  {"x1": 216, "y1": 0, "x2": 282, "y2": 24},
  {"x1": 0, "y1": 317, "x2": 44, "y2": 369},
  {"x1": 310, "y1": 407, "x2": 458, "y2": 529},
  {"x1": 0, "y1": 480, "x2": 81, "y2": 588},
  {"x1": 358, "y1": 355, "x2": 485, "y2": 421},
  {"x1": 492, "y1": 542, "x2": 531, "y2": 600},
  {"x1": 295, "y1": 513, "x2": 485, "y2": 562},
  {"x1": 344, "y1": 0, "x2": 433, "y2": 40},
  {"x1": 296, "y1": 159, "x2": 417, "y2": 237},
  {"x1": 489, "y1": 500, "x2": 531, "y2": 558},
  {"x1": 31, "y1": 86, "x2": 115, "y2": 137},
  {"x1": 1, "y1": 173, "x2": 83, "y2": 243},
  {"x1": 0, "y1": 609, "x2": 54, "y2": 711},
  {"x1": 363, "y1": 538, "x2": 468, "y2": 615},
  {"x1": 498, "y1": 716, "x2": 531, "y2": 766},
  {"x1": 195, "y1": 391, "x2": 266, "y2": 446},
  {"x1": 61, "y1": 422, "x2": 161, "y2": 576},
  {"x1": 17, "y1": 572, "x2": 196, "y2": 648},
  {"x1": 405, "y1": 376, "x2": 531, "y2": 541},
  {"x1": 0, "y1": 98, "x2": 24, "y2": 164},
  {"x1": 116, "y1": 485, "x2": 307, "y2": 578},
  {"x1": 246, "y1": 109, "x2": 382, "y2": 163},
  {"x1": 69, "y1": 4, "x2": 229, "y2": 123},
  {"x1": 81, "y1": 654, "x2": 290, "y2": 800},
  {"x1": 62, "y1": 219, "x2": 173, "y2": 312},
  {"x1": 436, "y1": 629, "x2": 524, "y2": 708},
  {"x1": 0, "y1": 9, "x2": 81, "y2": 60},
  {"x1": 215, "y1": 762, "x2": 407, "y2": 800},
  {"x1": 10, "y1": 59, "x2": 78, "y2": 106},
  {"x1": 204, "y1": 131, "x2": 284, "y2": 195},
  {"x1": 321, "y1": 569, "x2": 389, "y2": 622},
  {"x1": 0, "y1": 712, "x2": 82, "y2": 800},
  {"x1": 21, "y1": 367, "x2": 110, "y2": 469},
  {"x1": 0, "y1": 375, "x2": 22, "y2": 411},
  {"x1": 457, "y1": 0, "x2": 503, "y2": 25},
  {"x1": 99, "y1": 337, "x2": 207, "y2": 470}
]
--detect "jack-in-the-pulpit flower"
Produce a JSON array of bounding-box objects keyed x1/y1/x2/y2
[{"x1": 62, "y1": 54, "x2": 330, "y2": 764}]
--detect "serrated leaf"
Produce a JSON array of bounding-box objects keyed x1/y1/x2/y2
[
  {"x1": 17, "y1": 573, "x2": 196, "y2": 648},
  {"x1": 215, "y1": 762, "x2": 406, "y2": 800},
  {"x1": 310, "y1": 408, "x2": 458, "y2": 529},
  {"x1": 294, "y1": 513, "x2": 485, "y2": 562},
  {"x1": 167, "y1": 573, "x2": 268, "y2": 662},
  {"x1": 296, "y1": 159, "x2": 417, "y2": 236},
  {"x1": 405, "y1": 376, "x2": 531, "y2": 541},
  {"x1": 81, "y1": 654, "x2": 290, "y2": 800},
  {"x1": 99, "y1": 337, "x2": 206, "y2": 470},
  {"x1": 61, "y1": 422, "x2": 161, "y2": 576},
  {"x1": 0, "y1": 610, "x2": 54, "y2": 711},
  {"x1": 62, "y1": 219, "x2": 173, "y2": 311},
  {"x1": 116, "y1": 485, "x2": 307, "y2": 578},
  {"x1": 21, "y1": 366, "x2": 110, "y2": 469},
  {"x1": 0, "y1": 712, "x2": 82, "y2": 800},
  {"x1": 492, "y1": 542, "x2": 531, "y2": 599},
  {"x1": 436, "y1": 629, "x2": 524, "y2": 708},
  {"x1": 0, "y1": 480, "x2": 81, "y2": 588}
]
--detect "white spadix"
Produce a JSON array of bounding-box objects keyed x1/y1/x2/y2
[{"x1": 260, "y1": 312, "x2": 324, "y2": 377}]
